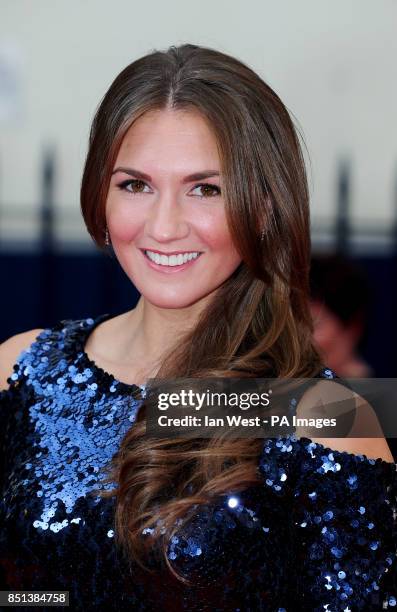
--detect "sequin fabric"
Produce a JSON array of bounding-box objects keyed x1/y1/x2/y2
[{"x1": 0, "y1": 313, "x2": 396, "y2": 611}]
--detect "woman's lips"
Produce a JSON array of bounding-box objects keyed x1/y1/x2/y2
[{"x1": 140, "y1": 249, "x2": 203, "y2": 274}]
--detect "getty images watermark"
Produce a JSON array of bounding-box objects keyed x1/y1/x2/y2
[{"x1": 142, "y1": 377, "x2": 397, "y2": 439}]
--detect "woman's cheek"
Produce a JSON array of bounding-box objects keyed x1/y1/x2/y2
[
  {"x1": 107, "y1": 205, "x2": 143, "y2": 243},
  {"x1": 195, "y1": 211, "x2": 230, "y2": 249},
  {"x1": 111, "y1": 222, "x2": 139, "y2": 244}
]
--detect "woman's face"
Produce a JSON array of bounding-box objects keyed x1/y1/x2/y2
[{"x1": 106, "y1": 108, "x2": 242, "y2": 309}]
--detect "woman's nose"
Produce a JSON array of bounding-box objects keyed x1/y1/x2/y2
[{"x1": 146, "y1": 193, "x2": 189, "y2": 242}]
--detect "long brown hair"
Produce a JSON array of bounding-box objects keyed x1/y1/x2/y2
[{"x1": 80, "y1": 43, "x2": 324, "y2": 580}]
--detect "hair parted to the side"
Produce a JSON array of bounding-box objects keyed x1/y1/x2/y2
[{"x1": 80, "y1": 43, "x2": 324, "y2": 581}]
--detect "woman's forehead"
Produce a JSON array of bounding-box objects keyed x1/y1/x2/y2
[
  {"x1": 115, "y1": 108, "x2": 221, "y2": 174},
  {"x1": 124, "y1": 107, "x2": 215, "y2": 137}
]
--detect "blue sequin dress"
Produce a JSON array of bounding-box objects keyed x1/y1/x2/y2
[{"x1": 1, "y1": 313, "x2": 397, "y2": 611}]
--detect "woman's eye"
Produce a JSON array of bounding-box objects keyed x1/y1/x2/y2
[
  {"x1": 116, "y1": 180, "x2": 221, "y2": 198},
  {"x1": 118, "y1": 179, "x2": 150, "y2": 194},
  {"x1": 191, "y1": 183, "x2": 221, "y2": 198}
]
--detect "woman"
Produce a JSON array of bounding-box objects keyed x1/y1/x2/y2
[{"x1": 0, "y1": 43, "x2": 396, "y2": 611}]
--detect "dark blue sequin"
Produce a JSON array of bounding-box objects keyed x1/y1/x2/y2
[{"x1": 0, "y1": 314, "x2": 396, "y2": 611}]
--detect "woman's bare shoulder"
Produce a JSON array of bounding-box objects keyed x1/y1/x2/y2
[
  {"x1": 295, "y1": 378, "x2": 395, "y2": 463},
  {"x1": 0, "y1": 328, "x2": 45, "y2": 391}
]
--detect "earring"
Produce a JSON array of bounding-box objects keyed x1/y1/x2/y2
[
  {"x1": 260, "y1": 228, "x2": 265, "y2": 241},
  {"x1": 105, "y1": 228, "x2": 110, "y2": 246}
]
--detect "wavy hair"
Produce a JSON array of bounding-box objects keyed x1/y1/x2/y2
[{"x1": 80, "y1": 43, "x2": 324, "y2": 580}]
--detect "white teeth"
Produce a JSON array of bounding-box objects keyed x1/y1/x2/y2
[{"x1": 145, "y1": 250, "x2": 201, "y2": 266}]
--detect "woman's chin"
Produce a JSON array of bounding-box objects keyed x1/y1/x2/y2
[{"x1": 140, "y1": 292, "x2": 206, "y2": 310}]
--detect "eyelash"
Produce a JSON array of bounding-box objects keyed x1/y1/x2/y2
[{"x1": 117, "y1": 179, "x2": 221, "y2": 198}]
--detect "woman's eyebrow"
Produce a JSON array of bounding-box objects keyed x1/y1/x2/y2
[{"x1": 112, "y1": 167, "x2": 220, "y2": 183}]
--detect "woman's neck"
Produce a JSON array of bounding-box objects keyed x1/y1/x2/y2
[{"x1": 103, "y1": 296, "x2": 207, "y2": 367}]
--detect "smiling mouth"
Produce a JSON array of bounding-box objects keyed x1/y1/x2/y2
[{"x1": 141, "y1": 249, "x2": 203, "y2": 267}]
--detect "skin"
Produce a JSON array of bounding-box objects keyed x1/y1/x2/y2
[{"x1": 85, "y1": 107, "x2": 242, "y2": 378}]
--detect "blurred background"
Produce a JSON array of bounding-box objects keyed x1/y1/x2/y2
[{"x1": 1, "y1": 0, "x2": 396, "y2": 388}]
